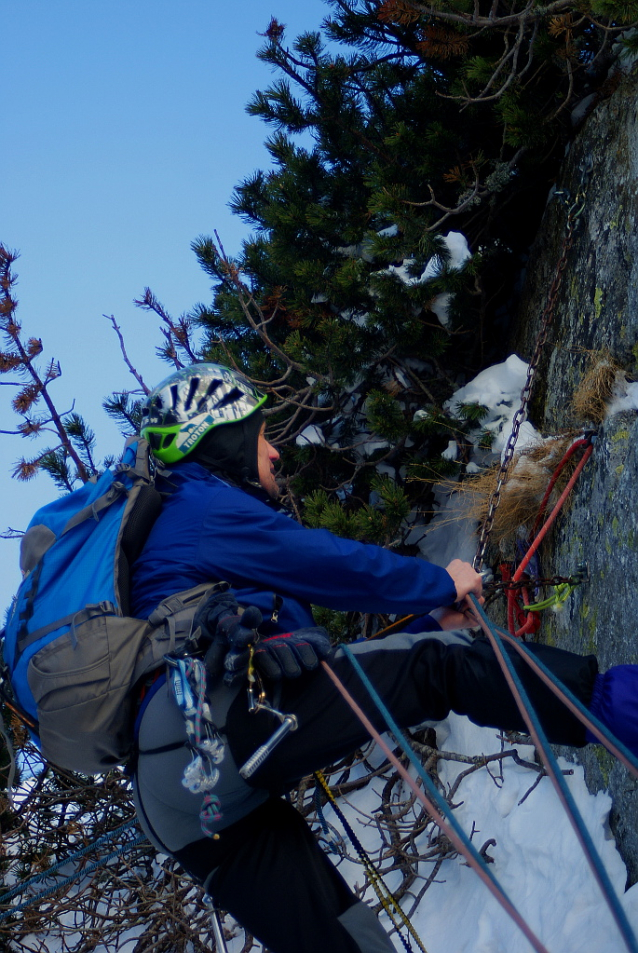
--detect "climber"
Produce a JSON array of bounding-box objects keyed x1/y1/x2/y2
[{"x1": 130, "y1": 362, "x2": 636, "y2": 953}]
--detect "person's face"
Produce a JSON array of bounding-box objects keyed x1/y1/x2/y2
[{"x1": 257, "y1": 424, "x2": 280, "y2": 498}]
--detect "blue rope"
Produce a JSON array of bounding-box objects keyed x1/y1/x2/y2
[
  {"x1": 313, "y1": 783, "x2": 343, "y2": 854},
  {"x1": 0, "y1": 831, "x2": 147, "y2": 921},
  {"x1": 0, "y1": 817, "x2": 141, "y2": 911},
  {"x1": 339, "y1": 644, "x2": 529, "y2": 926},
  {"x1": 467, "y1": 594, "x2": 638, "y2": 953},
  {"x1": 315, "y1": 776, "x2": 415, "y2": 953},
  {"x1": 485, "y1": 609, "x2": 638, "y2": 777}
]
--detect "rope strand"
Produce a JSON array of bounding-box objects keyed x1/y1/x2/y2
[
  {"x1": 467, "y1": 594, "x2": 638, "y2": 953},
  {"x1": 321, "y1": 657, "x2": 552, "y2": 953},
  {"x1": 315, "y1": 770, "x2": 426, "y2": 953}
]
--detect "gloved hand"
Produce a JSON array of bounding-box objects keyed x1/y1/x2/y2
[
  {"x1": 252, "y1": 627, "x2": 332, "y2": 680},
  {"x1": 194, "y1": 591, "x2": 263, "y2": 686}
]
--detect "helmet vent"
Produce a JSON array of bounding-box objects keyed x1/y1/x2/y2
[
  {"x1": 141, "y1": 363, "x2": 266, "y2": 463},
  {"x1": 198, "y1": 378, "x2": 222, "y2": 410},
  {"x1": 184, "y1": 378, "x2": 200, "y2": 411},
  {"x1": 215, "y1": 387, "x2": 242, "y2": 409}
]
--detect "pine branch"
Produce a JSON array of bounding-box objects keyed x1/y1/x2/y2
[
  {"x1": 212, "y1": 232, "x2": 315, "y2": 378},
  {"x1": 134, "y1": 288, "x2": 199, "y2": 366},
  {"x1": 0, "y1": 246, "x2": 90, "y2": 483}
]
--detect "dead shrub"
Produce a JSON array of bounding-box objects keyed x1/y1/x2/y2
[
  {"x1": 571, "y1": 351, "x2": 623, "y2": 424},
  {"x1": 436, "y1": 435, "x2": 577, "y2": 552}
]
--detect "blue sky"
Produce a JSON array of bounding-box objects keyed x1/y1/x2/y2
[{"x1": 1, "y1": 0, "x2": 330, "y2": 610}]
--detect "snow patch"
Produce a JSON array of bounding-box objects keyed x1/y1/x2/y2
[
  {"x1": 607, "y1": 379, "x2": 638, "y2": 417},
  {"x1": 385, "y1": 231, "x2": 472, "y2": 326}
]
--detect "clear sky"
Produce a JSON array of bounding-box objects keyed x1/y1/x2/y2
[{"x1": 1, "y1": 0, "x2": 330, "y2": 611}]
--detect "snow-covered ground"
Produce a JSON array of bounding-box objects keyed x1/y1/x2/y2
[{"x1": 326, "y1": 717, "x2": 638, "y2": 953}]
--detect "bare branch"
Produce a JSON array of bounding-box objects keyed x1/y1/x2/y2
[{"x1": 105, "y1": 314, "x2": 150, "y2": 395}]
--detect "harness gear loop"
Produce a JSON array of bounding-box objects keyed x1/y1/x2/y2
[{"x1": 165, "y1": 654, "x2": 225, "y2": 835}]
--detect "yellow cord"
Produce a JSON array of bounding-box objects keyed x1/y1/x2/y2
[{"x1": 315, "y1": 770, "x2": 429, "y2": 953}]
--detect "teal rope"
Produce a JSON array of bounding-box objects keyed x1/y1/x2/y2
[
  {"x1": 467, "y1": 593, "x2": 638, "y2": 953},
  {"x1": 0, "y1": 831, "x2": 147, "y2": 921},
  {"x1": 484, "y1": 608, "x2": 638, "y2": 777},
  {"x1": 0, "y1": 818, "x2": 141, "y2": 912},
  {"x1": 339, "y1": 644, "x2": 524, "y2": 918}
]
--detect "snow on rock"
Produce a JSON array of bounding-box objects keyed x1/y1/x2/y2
[
  {"x1": 445, "y1": 353, "x2": 526, "y2": 417},
  {"x1": 607, "y1": 378, "x2": 638, "y2": 417},
  {"x1": 412, "y1": 354, "x2": 533, "y2": 567}
]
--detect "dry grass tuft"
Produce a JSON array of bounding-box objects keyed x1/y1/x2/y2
[
  {"x1": 571, "y1": 351, "x2": 623, "y2": 424},
  {"x1": 434, "y1": 435, "x2": 576, "y2": 552}
]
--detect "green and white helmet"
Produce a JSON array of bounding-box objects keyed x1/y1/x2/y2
[{"x1": 140, "y1": 363, "x2": 267, "y2": 464}]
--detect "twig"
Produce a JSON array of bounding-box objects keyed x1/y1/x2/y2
[{"x1": 104, "y1": 315, "x2": 149, "y2": 395}]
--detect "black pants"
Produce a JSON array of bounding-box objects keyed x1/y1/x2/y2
[
  {"x1": 226, "y1": 632, "x2": 596, "y2": 791},
  {"x1": 137, "y1": 630, "x2": 598, "y2": 953},
  {"x1": 175, "y1": 797, "x2": 390, "y2": 953}
]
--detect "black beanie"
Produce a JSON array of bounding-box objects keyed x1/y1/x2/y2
[{"x1": 185, "y1": 409, "x2": 263, "y2": 485}]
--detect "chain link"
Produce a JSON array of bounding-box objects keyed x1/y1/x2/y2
[
  {"x1": 485, "y1": 572, "x2": 587, "y2": 595},
  {"x1": 473, "y1": 164, "x2": 592, "y2": 570}
]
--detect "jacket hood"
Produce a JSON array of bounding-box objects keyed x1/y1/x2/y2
[{"x1": 182, "y1": 409, "x2": 263, "y2": 486}]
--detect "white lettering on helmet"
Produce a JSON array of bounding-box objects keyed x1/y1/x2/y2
[{"x1": 177, "y1": 415, "x2": 215, "y2": 452}]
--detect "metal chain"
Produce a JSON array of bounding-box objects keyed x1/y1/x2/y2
[
  {"x1": 485, "y1": 572, "x2": 587, "y2": 595},
  {"x1": 473, "y1": 162, "x2": 592, "y2": 570}
]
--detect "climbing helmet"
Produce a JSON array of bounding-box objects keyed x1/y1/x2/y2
[{"x1": 140, "y1": 362, "x2": 267, "y2": 464}]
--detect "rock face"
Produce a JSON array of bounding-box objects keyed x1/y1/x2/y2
[{"x1": 510, "y1": 68, "x2": 638, "y2": 883}]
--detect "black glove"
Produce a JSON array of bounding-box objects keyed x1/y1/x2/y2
[
  {"x1": 253, "y1": 627, "x2": 332, "y2": 680},
  {"x1": 194, "y1": 591, "x2": 263, "y2": 686}
]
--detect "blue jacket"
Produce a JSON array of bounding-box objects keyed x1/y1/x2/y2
[{"x1": 131, "y1": 462, "x2": 457, "y2": 632}]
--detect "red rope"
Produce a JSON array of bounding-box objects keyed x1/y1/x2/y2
[
  {"x1": 471, "y1": 612, "x2": 638, "y2": 781},
  {"x1": 530, "y1": 436, "x2": 592, "y2": 540},
  {"x1": 508, "y1": 437, "x2": 594, "y2": 636}
]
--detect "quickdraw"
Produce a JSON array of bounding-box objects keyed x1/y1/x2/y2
[{"x1": 166, "y1": 655, "x2": 225, "y2": 834}]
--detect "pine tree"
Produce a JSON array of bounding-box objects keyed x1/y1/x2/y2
[{"x1": 190, "y1": 0, "x2": 636, "y2": 562}]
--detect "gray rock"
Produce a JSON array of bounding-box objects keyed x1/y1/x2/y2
[{"x1": 509, "y1": 69, "x2": 638, "y2": 884}]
